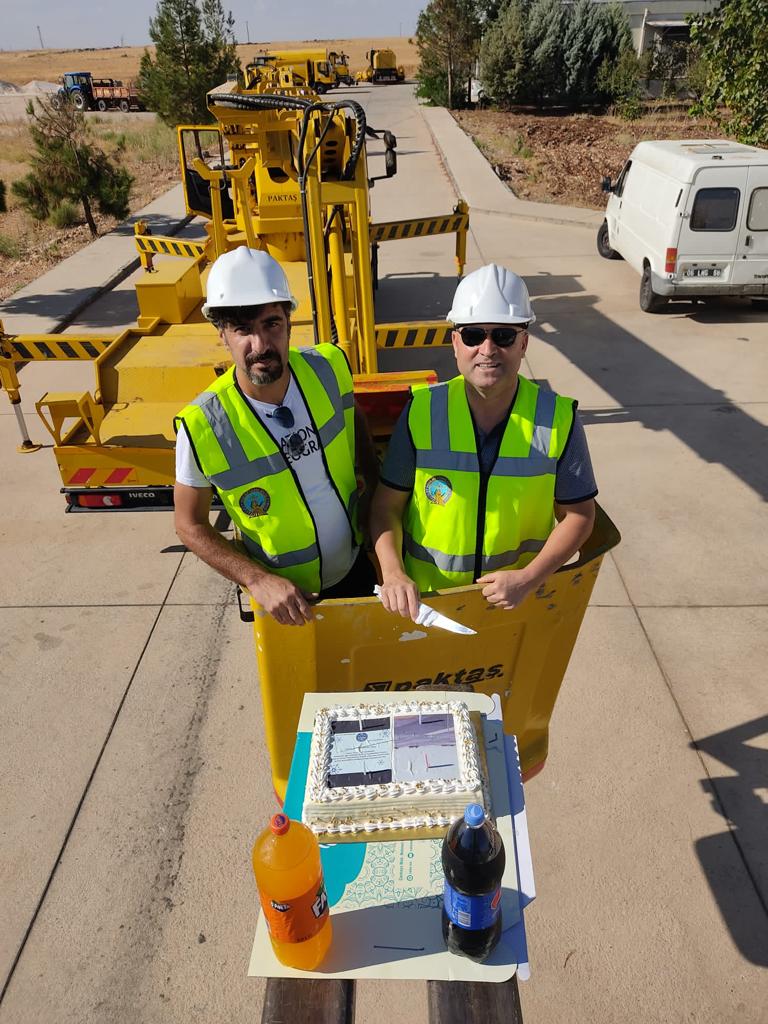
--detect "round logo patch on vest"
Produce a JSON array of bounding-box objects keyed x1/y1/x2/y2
[
  {"x1": 239, "y1": 486, "x2": 271, "y2": 518},
  {"x1": 425, "y1": 475, "x2": 452, "y2": 506}
]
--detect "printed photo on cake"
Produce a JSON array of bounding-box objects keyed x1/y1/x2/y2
[{"x1": 392, "y1": 714, "x2": 459, "y2": 782}]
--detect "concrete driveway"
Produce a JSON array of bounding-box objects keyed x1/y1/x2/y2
[{"x1": 0, "y1": 83, "x2": 766, "y2": 1023}]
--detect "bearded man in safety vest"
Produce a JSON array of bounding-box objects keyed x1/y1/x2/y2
[
  {"x1": 371, "y1": 263, "x2": 597, "y2": 620},
  {"x1": 174, "y1": 247, "x2": 378, "y2": 626}
]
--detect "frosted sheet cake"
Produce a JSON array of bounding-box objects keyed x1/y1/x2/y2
[{"x1": 302, "y1": 699, "x2": 489, "y2": 837}]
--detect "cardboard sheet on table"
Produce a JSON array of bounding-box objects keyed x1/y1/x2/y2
[{"x1": 248, "y1": 691, "x2": 535, "y2": 982}]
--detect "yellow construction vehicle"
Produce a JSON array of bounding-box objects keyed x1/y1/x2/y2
[
  {"x1": 250, "y1": 48, "x2": 336, "y2": 94},
  {"x1": 357, "y1": 49, "x2": 406, "y2": 84},
  {"x1": 0, "y1": 64, "x2": 468, "y2": 511},
  {"x1": 328, "y1": 50, "x2": 354, "y2": 87}
]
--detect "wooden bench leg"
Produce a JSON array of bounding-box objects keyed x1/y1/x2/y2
[
  {"x1": 261, "y1": 978, "x2": 355, "y2": 1024},
  {"x1": 427, "y1": 977, "x2": 523, "y2": 1024}
]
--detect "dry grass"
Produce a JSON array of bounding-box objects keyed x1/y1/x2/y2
[
  {"x1": 0, "y1": 37, "x2": 420, "y2": 87},
  {"x1": 0, "y1": 113, "x2": 178, "y2": 301}
]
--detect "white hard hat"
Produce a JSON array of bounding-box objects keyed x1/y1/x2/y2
[
  {"x1": 447, "y1": 263, "x2": 536, "y2": 326},
  {"x1": 202, "y1": 247, "x2": 298, "y2": 318}
]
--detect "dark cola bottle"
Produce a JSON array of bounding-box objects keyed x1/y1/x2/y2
[{"x1": 441, "y1": 803, "x2": 505, "y2": 962}]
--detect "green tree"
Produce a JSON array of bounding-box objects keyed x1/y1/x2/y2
[
  {"x1": 596, "y1": 47, "x2": 643, "y2": 119},
  {"x1": 11, "y1": 98, "x2": 132, "y2": 236},
  {"x1": 689, "y1": 0, "x2": 768, "y2": 143},
  {"x1": 416, "y1": 0, "x2": 481, "y2": 109},
  {"x1": 480, "y1": 0, "x2": 529, "y2": 107},
  {"x1": 138, "y1": 0, "x2": 240, "y2": 126},
  {"x1": 526, "y1": 0, "x2": 567, "y2": 105}
]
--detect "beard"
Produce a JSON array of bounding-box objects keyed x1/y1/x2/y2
[{"x1": 246, "y1": 352, "x2": 284, "y2": 385}]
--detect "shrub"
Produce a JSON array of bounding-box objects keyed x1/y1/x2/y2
[
  {"x1": 49, "y1": 200, "x2": 81, "y2": 229},
  {"x1": 0, "y1": 233, "x2": 21, "y2": 259}
]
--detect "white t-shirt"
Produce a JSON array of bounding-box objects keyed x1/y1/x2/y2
[{"x1": 176, "y1": 376, "x2": 357, "y2": 589}]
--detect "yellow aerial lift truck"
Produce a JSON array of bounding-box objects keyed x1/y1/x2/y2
[
  {"x1": 0, "y1": 65, "x2": 619, "y2": 798},
  {"x1": 0, "y1": 64, "x2": 469, "y2": 511}
]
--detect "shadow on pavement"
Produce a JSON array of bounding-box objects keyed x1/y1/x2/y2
[
  {"x1": 692, "y1": 715, "x2": 768, "y2": 966},
  {"x1": 530, "y1": 283, "x2": 768, "y2": 502}
]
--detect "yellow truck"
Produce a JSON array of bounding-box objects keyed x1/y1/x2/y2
[
  {"x1": 358, "y1": 48, "x2": 406, "y2": 84},
  {"x1": 1, "y1": 67, "x2": 468, "y2": 511},
  {"x1": 328, "y1": 50, "x2": 354, "y2": 86},
  {"x1": 251, "y1": 48, "x2": 336, "y2": 94}
]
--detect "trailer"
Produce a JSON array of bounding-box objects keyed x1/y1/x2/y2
[{"x1": 54, "y1": 72, "x2": 144, "y2": 112}]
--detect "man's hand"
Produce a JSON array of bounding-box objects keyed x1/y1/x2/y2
[
  {"x1": 476, "y1": 569, "x2": 537, "y2": 610},
  {"x1": 245, "y1": 573, "x2": 317, "y2": 626},
  {"x1": 377, "y1": 572, "x2": 421, "y2": 621}
]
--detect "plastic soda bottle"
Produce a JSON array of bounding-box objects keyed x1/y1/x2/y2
[
  {"x1": 441, "y1": 803, "x2": 506, "y2": 962},
  {"x1": 252, "y1": 812, "x2": 332, "y2": 970}
]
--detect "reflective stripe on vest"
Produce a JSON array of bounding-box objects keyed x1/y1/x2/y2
[
  {"x1": 176, "y1": 343, "x2": 358, "y2": 592},
  {"x1": 403, "y1": 374, "x2": 575, "y2": 591}
]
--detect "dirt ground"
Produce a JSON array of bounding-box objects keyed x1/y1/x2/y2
[
  {"x1": 0, "y1": 37, "x2": 419, "y2": 89},
  {"x1": 0, "y1": 113, "x2": 178, "y2": 301},
  {"x1": 453, "y1": 107, "x2": 732, "y2": 210}
]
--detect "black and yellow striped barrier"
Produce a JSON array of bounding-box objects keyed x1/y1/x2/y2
[
  {"x1": 134, "y1": 235, "x2": 207, "y2": 260},
  {"x1": 370, "y1": 211, "x2": 468, "y2": 243},
  {"x1": 375, "y1": 322, "x2": 454, "y2": 348},
  {"x1": 0, "y1": 334, "x2": 115, "y2": 362}
]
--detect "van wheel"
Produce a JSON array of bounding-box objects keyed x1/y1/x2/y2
[
  {"x1": 640, "y1": 265, "x2": 668, "y2": 313},
  {"x1": 597, "y1": 220, "x2": 621, "y2": 260}
]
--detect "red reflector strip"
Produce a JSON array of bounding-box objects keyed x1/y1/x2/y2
[
  {"x1": 105, "y1": 468, "x2": 132, "y2": 485},
  {"x1": 665, "y1": 247, "x2": 677, "y2": 273},
  {"x1": 69, "y1": 468, "x2": 96, "y2": 485},
  {"x1": 77, "y1": 493, "x2": 123, "y2": 508}
]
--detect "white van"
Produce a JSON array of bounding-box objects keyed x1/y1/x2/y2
[{"x1": 597, "y1": 140, "x2": 768, "y2": 312}]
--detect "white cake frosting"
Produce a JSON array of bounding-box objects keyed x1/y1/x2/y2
[{"x1": 302, "y1": 699, "x2": 488, "y2": 836}]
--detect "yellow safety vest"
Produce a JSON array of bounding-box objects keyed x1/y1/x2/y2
[
  {"x1": 403, "y1": 374, "x2": 575, "y2": 591},
  {"x1": 175, "y1": 343, "x2": 359, "y2": 593}
]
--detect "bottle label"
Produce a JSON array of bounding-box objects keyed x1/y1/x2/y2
[
  {"x1": 260, "y1": 879, "x2": 329, "y2": 943},
  {"x1": 443, "y1": 881, "x2": 501, "y2": 931}
]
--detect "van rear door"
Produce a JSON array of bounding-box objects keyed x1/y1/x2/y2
[
  {"x1": 677, "y1": 166, "x2": 747, "y2": 285},
  {"x1": 731, "y1": 165, "x2": 768, "y2": 288}
]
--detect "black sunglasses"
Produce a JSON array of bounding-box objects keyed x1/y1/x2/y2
[
  {"x1": 456, "y1": 325, "x2": 528, "y2": 348},
  {"x1": 267, "y1": 405, "x2": 294, "y2": 428}
]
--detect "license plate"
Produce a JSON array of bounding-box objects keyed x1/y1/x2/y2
[{"x1": 684, "y1": 268, "x2": 722, "y2": 278}]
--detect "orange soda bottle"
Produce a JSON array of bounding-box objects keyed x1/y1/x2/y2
[{"x1": 252, "y1": 812, "x2": 332, "y2": 969}]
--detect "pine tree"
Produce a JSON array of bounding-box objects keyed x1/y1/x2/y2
[
  {"x1": 416, "y1": 0, "x2": 481, "y2": 109},
  {"x1": 526, "y1": 0, "x2": 567, "y2": 106},
  {"x1": 11, "y1": 99, "x2": 132, "y2": 237},
  {"x1": 480, "y1": 0, "x2": 529, "y2": 107},
  {"x1": 138, "y1": 0, "x2": 240, "y2": 127}
]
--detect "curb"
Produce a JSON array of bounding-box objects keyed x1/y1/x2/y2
[{"x1": 420, "y1": 104, "x2": 604, "y2": 231}]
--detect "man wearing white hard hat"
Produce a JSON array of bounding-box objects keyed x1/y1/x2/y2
[
  {"x1": 371, "y1": 263, "x2": 597, "y2": 620},
  {"x1": 174, "y1": 247, "x2": 377, "y2": 625}
]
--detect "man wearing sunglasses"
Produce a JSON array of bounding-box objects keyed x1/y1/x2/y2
[
  {"x1": 371, "y1": 263, "x2": 597, "y2": 620},
  {"x1": 174, "y1": 247, "x2": 378, "y2": 626}
]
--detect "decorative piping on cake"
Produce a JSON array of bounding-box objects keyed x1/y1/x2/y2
[{"x1": 302, "y1": 700, "x2": 487, "y2": 835}]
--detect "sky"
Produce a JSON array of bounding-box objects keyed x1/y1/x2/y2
[{"x1": 2, "y1": 0, "x2": 425, "y2": 52}]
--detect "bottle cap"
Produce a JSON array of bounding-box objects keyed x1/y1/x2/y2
[
  {"x1": 464, "y1": 803, "x2": 485, "y2": 828},
  {"x1": 270, "y1": 813, "x2": 290, "y2": 835}
]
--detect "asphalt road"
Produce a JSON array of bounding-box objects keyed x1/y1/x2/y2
[{"x1": 1, "y1": 82, "x2": 766, "y2": 1024}]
